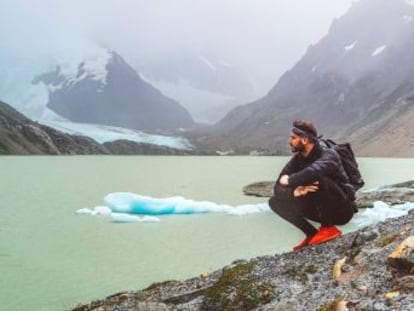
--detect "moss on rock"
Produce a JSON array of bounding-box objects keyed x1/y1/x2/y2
[{"x1": 202, "y1": 262, "x2": 275, "y2": 311}]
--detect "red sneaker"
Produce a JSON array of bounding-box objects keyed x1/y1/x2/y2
[
  {"x1": 293, "y1": 236, "x2": 313, "y2": 251},
  {"x1": 309, "y1": 226, "x2": 341, "y2": 245}
]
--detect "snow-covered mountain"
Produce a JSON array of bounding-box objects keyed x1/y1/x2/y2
[
  {"x1": 32, "y1": 49, "x2": 195, "y2": 132},
  {"x1": 199, "y1": 0, "x2": 414, "y2": 156}
]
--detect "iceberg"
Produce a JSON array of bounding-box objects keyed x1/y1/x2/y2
[{"x1": 104, "y1": 192, "x2": 269, "y2": 215}]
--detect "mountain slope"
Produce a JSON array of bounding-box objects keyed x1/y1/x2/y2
[
  {"x1": 0, "y1": 101, "x2": 106, "y2": 154},
  {"x1": 0, "y1": 101, "x2": 194, "y2": 155},
  {"x1": 202, "y1": 0, "x2": 414, "y2": 156},
  {"x1": 33, "y1": 50, "x2": 195, "y2": 132}
]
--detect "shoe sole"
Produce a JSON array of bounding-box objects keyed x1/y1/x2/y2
[{"x1": 309, "y1": 232, "x2": 341, "y2": 245}]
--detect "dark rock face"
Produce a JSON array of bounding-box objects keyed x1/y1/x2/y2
[
  {"x1": 200, "y1": 0, "x2": 414, "y2": 156},
  {"x1": 33, "y1": 51, "x2": 195, "y2": 132},
  {"x1": 0, "y1": 100, "x2": 105, "y2": 154}
]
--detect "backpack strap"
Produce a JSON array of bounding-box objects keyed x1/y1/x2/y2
[{"x1": 319, "y1": 138, "x2": 336, "y2": 148}]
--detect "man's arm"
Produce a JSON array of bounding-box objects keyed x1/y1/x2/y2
[
  {"x1": 273, "y1": 156, "x2": 298, "y2": 193},
  {"x1": 287, "y1": 149, "x2": 340, "y2": 188}
]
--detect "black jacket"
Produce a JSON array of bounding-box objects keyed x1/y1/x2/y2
[{"x1": 277, "y1": 142, "x2": 355, "y2": 201}]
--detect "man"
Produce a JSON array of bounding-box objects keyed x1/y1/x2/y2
[{"x1": 268, "y1": 120, "x2": 356, "y2": 251}]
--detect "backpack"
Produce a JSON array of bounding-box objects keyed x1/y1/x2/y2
[{"x1": 319, "y1": 138, "x2": 365, "y2": 191}]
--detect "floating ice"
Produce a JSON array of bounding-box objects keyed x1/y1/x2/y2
[
  {"x1": 351, "y1": 201, "x2": 414, "y2": 228},
  {"x1": 111, "y1": 213, "x2": 160, "y2": 223},
  {"x1": 104, "y1": 192, "x2": 269, "y2": 215},
  {"x1": 77, "y1": 192, "x2": 413, "y2": 226},
  {"x1": 76, "y1": 206, "x2": 112, "y2": 216}
]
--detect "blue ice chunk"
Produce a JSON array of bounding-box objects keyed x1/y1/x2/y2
[
  {"x1": 104, "y1": 192, "x2": 269, "y2": 215},
  {"x1": 104, "y1": 192, "x2": 231, "y2": 215}
]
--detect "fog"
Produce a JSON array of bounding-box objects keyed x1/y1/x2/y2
[{"x1": 0, "y1": 0, "x2": 356, "y2": 120}]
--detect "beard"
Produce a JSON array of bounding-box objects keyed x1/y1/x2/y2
[{"x1": 290, "y1": 141, "x2": 305, "y2": 153}]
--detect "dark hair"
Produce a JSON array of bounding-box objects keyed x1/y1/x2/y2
[{"x1": 292, "y1": 120, "x2": 318, "y2": 141}]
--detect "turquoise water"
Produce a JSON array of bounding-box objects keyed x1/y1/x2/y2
[{"x1": 1, "y1": 156, "x2": 413, "y2": 311}]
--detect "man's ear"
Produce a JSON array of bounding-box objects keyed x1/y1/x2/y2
[{"x1": 301, "y1": 137, "x2": 308, "y2": 145}]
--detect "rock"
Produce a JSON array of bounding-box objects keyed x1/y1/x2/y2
[
  {"x1": 333, "y1": 257, "x2": 347, "y2": 281},
  {"x1": 242, "y1": 181, "x2": 274, "y2": 197},
  {"x1": 394, "y1": 275, "x2": 414, "y2": 291},
  {"x1": 387, "y1": 236, "x2": 414, "y2": 272}
]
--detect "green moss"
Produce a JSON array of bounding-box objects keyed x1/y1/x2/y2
[
  {"x1": 202, "y1": 262, "x2": 275, "y2": 311},
  {"x1": 374, "y1": 233, "x2": 399, "y2": 248},
  {"x1": 316, "y1": 296, "x2": 344, "y2": 311},
  {"x1": 283, "y1": 264, "x2": 317, "y2": 284},
  {"x1": 342, "y1": 246, "x2": 361, "y2": 260}
]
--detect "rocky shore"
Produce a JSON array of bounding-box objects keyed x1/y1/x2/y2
[{"x1": 72, "y1": 182, "x2": 414, "y2": 311}]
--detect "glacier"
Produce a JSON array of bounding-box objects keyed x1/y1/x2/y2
[
  {"x1": 76, "y1": 193, "x2": 414, "y2": 227},
  {"x1": 38, "y1": 119, "x2": 193, "y2": 150}
]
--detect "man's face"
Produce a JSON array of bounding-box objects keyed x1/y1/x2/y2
[{"x1": 289, "y1": 132, "x2": 305, "y2": 153}]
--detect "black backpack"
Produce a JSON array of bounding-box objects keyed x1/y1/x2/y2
[{"x1": 320, "y1": 138, "x2": 365, "y2": 191}]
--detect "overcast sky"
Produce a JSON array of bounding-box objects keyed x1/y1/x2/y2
[{"x1": 1, "y1": 0, "x2": 357, "y2": 93}]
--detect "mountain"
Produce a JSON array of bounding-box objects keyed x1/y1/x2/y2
[
  {"x1": 0, "y1": 101, "x2": 194, "y2": 155},
  {"x1": 33, "y1": 50, "x2": 195, "y2": 132},
  {"x1": 136, "y1": 50, "x2": 257, "y2": 123},
  {"x1": 200, "y1": 0, "x2": 414, "y2": 157}
]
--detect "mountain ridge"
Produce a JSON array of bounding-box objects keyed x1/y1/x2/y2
[{"x1": 195, "y1": 0, "x2": 414, "y2": 157}]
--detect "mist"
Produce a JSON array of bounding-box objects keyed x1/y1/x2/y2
[{"x1": 0, "y1": 0, "x2": 356, "y2": 121}]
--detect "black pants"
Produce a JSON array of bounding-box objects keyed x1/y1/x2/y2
[{"x1": 268, "y1": 177, "x2": 354, "y2": 237}]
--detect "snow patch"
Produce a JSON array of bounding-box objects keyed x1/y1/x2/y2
[
  {"x1": 371, "y1": 45, "x2": 387, "y2": 56},
  {"x1": 199, "y1": 55, "x2": 217, "y2": 71},
  {"x1": 54, "y1": 47, "x2": 111, "y2": 86},
  {"x1": 311, "y1": 66, "x2": 317, "y2": 72},
  {"x1": 37, "y1": 119, "x2": 193, "y2": 150},
  {"x1": 344, "y1": 40, "x2": 357, "y2": 51}
]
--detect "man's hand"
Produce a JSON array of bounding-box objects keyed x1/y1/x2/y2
[
  {"x1": 279, "y1": 174, "x2": 289, "y2": 186},
  {"x1": 293, "y1": 181, "x2": 319, "y2": 197}
]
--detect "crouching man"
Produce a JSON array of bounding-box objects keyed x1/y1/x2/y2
[{"x1": 268, "y1": 120, "x2": 356, "y2": 251}]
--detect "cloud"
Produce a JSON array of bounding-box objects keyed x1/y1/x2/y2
[{"x1": 0, "y1": 0, "x2": 355, "y2": 94}]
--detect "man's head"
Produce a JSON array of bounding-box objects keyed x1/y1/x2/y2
[{"x1": 289, "y1": 120, "x2": 318, "y2": 154}]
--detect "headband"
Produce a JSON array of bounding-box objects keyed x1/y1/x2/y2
[{"x1": 291, "y1": 126, "x2": 317, "y2": 142}]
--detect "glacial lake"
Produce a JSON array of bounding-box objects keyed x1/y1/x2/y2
[{"x1": 1, "y1": 156, "x2": 414, "y2": 311}]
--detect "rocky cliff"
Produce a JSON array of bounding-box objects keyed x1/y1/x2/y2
[{"x1": 197, "y1": 0, "x2": 414, "y2": 156}]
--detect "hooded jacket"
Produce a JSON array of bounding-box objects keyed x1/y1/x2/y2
[{"x1": 277, "y1": 142, "x2": 355, "y2": 201}]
